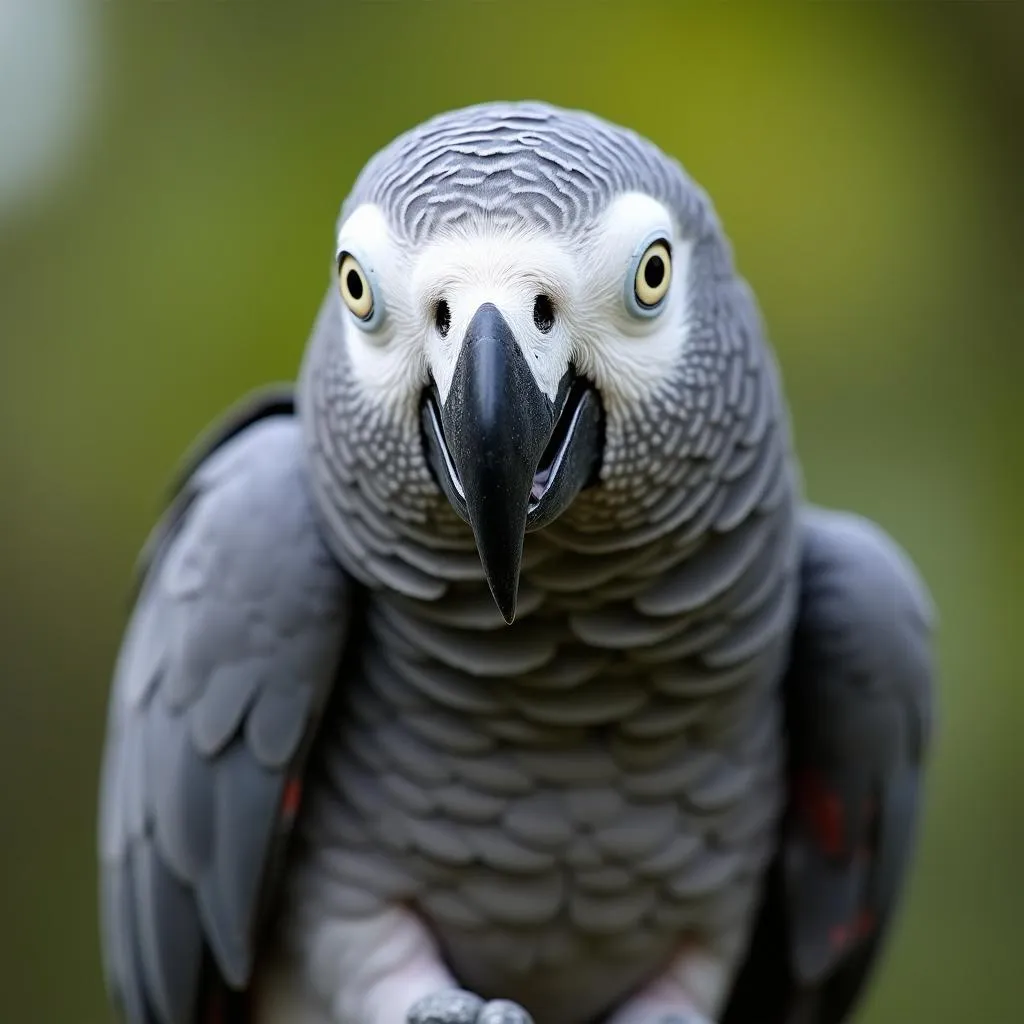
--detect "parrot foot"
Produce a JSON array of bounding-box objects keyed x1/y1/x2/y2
[{"x1": 408, "y1": 989, "x2": 535, "y2": 1024}]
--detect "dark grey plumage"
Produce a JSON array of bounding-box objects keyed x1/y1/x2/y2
[{"x1": 98, "y1": 400, "x2": 352, "y2": 1022}]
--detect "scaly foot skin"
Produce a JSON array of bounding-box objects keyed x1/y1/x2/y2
[{"x1": 408, "y1": 989, "x2": 535, "y2": 1024}]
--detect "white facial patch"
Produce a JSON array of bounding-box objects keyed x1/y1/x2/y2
[
  {"x1": 571, "y1": 192, "x2": 693, "y2": 412},
  {"x1": 334, "y1": 203, "x2": 429, "y2": 412},
  {"x1": 333, "y1": 194, "x2": 692, "y2": 418},
  {"x1": 412, "y1": 226, "x2": 579, "y2": 407}
]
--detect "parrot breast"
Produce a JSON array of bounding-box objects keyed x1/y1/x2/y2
[{"x1": 283, "y1": 488, "x2": 797, "y2": 1024}]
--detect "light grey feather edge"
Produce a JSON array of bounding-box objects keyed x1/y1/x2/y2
[
  {"x1": 97, "y1": 413, "x2": 352, "y2": 1024},
  {"x1": 788, "y1": 504, "x2": 935, "y2": 984}
]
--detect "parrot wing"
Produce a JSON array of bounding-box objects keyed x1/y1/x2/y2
[
  {"x1": 721, "y1": 505, "x2": 936, "y2": 1024},
  {"x1": 98, "y1": 388, "x2": 354, "y2": 1024}
]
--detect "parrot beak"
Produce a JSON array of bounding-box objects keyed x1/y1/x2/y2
[{"x1": 421, "y1": 302, "x2": 603, "y2": 624}]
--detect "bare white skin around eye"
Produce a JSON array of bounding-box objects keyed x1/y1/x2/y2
[
  {"x1": 334, "y1": 193, "x2": 692, "y2": 417},
  {"x1": 333, "y1": 203, "x2": 426, "y2": 411},
  {"x1": 571, "y1": 192, "x2": 692, "y2": 414}
]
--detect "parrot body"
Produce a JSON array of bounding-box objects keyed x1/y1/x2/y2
[{"x1": 98, "y1": 104, "x2": 935, "y2": 1024}]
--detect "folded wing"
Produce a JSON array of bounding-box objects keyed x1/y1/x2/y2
[{"x1": 98, "y1": 392, "x2": 353, "y2": 1024}]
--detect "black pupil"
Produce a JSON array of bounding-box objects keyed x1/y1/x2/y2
[
  {"x1": 533, "y1": 294, "x2": 555, "y2": 333},
  {"x1": 644, "y1": 254, "x2": 665, "y2": 290},
  {"x1": 346, "y1": 269, "x2": 364, "y2": 300},
  {"x1": 435, "y1": 299, "x2": 451, "y2": 337}
]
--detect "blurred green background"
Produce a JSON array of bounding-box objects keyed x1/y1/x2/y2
[{"x1": 1, "y1": 2, "x2": 1021, "y2": 1022}]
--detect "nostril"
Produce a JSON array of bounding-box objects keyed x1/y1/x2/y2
[
  {"x1": 533, "y1": 294, "x2": 555, "y2": 334},
  {"x1": 435, "y1": 299, "x2": 451, "y2": 338}
]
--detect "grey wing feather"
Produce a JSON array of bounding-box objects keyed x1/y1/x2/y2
[
  {"x1": 722, "y1": 505, "x2": 935, "y2": 1024},
  {"x1": 98, "y1": 392, "x2": 352, "y2": 1024}
]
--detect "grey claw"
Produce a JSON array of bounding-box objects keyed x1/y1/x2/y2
[
  {"x1": 407, "y1": 989, "x2": 485, "y2": 1024},
  {"x1": 478, "y1": 999, "x2": 535, "y2": 1024}
]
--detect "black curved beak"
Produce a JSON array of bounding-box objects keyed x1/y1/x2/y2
[{"x1": 421, "y1": 302, "x2": 602, "y2": 623}]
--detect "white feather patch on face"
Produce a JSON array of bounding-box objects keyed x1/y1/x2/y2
[
  {"x1": 412, "y1": 225, "x2": 579, "y2": 406},
  {"x1": 334, "y1": 203, "x2": 428, "y2": 413},
  {"x1": 334, "y1": 193, "x2": 691, "y2": 418},
  {"x1": 571, "y1": 192, "x2": 692, "y2": 415}
]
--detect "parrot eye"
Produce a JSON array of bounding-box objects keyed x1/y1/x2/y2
[
  {"x1": 632, "y1": 239, "x2": 672, "y2": 311},
  {"x1": 338, "y1": 253, "x2": 375, "y2": 322}
]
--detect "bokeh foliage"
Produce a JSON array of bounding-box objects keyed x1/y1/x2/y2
[{"x1": 1, "y1": 3, "x2": 1021, "y2": 1022}]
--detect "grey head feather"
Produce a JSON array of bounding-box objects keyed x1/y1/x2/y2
[{"x1": 341, "y1": 101, "x2": 726, "y2": 251}]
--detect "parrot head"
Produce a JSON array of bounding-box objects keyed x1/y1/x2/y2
[{"x1": 303, "y1": 102, "x2": 753, "y2": 623}]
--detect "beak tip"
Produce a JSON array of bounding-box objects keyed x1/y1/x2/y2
[{"x1": 490, "y1": 581, "x2": 518, "y2": 626}]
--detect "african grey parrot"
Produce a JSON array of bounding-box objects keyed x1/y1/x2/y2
[{"x1": 97, "y1": 102, "x2": 935, "y2": 1024}]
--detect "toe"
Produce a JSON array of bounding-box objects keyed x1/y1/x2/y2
[
  {"x1": 407, "y1": 989, "x2": 485, "y2": 1024},
  {"x1": 479, "y1": 999, "x2": 535, "y2": 1024}
]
